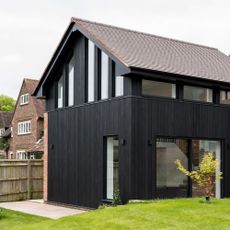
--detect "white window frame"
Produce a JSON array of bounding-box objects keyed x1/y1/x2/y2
[
  {"x1": 0, "y1": 128, "x2": 5, "y2": 136},
  {"x1": 16, "y1": 150, "x2": 27, "y2": 160},
  {"x1": 20, "y1": 93, "x2": 29, "y2": 105},
  {"x1": 18, "y1": 121, "x2": 31, "y2": 135},
  {"x1": 9, "y1": 152, "x2": 14, "y2": 159}
]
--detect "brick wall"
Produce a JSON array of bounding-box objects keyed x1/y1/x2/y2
[
  {"x1": 43, "y1": 112, "x2": 48, "y2": 201},
  {"x1": 10, "y1": 80, "x2": 44, "y2": 158}
]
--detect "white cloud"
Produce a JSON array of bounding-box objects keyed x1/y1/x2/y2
[{"x1": 0, "y1": 54, "x2": 23, "y2": 64}]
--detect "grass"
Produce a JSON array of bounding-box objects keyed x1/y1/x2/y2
[{"x1": 1, "y1": 198, "x2": 230, "y2": 229}]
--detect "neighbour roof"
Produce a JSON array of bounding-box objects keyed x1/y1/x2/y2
[
  {"x1": 2, "y1": 127, "x2": 11, "y2": 138},
  {"x1": 27, "y1": 137, "x2": 44, "y2": 152},
  {"x1": 24, "y1": 79, "x2": 40, "y2": 95},
  {"x1": 72, "y1": 18, "x2": 230, "y2": 83},
  {"x1": 0, "y1": 112, "x2": 13, "y2": 128}
]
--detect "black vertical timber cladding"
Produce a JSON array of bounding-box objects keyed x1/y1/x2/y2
[
  {"x1": 74, "y1": 35, "x2": 87, "y2": 105},
  {"x1": 131, "y1": 96, "x2": 230, "y2": 199},
  {"x1": 48, "y1": 98, "x2": 132, "y2": 208},
  {"x1": 45, "y1": 31, "x2": 230, "y2": 208}
]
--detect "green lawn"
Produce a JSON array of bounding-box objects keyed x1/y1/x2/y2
[{"x1": 1, "y1": 198, "x2": 230, "y2": 230}]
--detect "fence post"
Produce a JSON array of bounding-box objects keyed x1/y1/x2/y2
[{"x1": 27, "y1": 159, "x2": 31, "y2": 199}]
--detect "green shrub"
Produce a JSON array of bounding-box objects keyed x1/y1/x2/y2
[
  {"x1": 113, "y1": 187, "x2": 122, "y2": 206},
  {"x1": 0, "y1": 208, "x2": 5, "y2": 219},
  {"x1": 175, "y1": 152, "x2": 222, "y2": 202}
]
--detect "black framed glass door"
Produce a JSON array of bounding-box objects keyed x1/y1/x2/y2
[
  {"x1": 192, "y1": 140, "x2": 221, "y2": 198},
  {"x1": 156, "y1": 137, "x2": 221, "y2": 199},
  {"x1": 156, "y1": 138, "x2": 189, "y2": 198}
]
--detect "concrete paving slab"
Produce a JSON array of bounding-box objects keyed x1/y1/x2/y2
[{"x1": 0, "y1": 200, "x2": 87, "y2": 219}]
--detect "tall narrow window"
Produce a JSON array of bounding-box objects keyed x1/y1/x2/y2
[
  {"x1": 115, "y1": 76, "x2": 124, "y2": 97},
  {"x1": 156, "y1": 138, "x2": 188, "y2": 198},
  {"x1": 88, "y1": 40, "x2": 95, "y2": 102},
  {"x1": 58, "y1": 75, "x2": 64, "y2": 108},
  {"x1": 192, "y1": 140, "x2": 221, "y2": 198},
  {"x1": 106, "y1": 136, "x2": 119, "y2": 200},
  {"x1": 68, "y1": 56, "x2": 74, "y2": 106},
  {"x1": 101, "y1": 51, "x2": 109, "y2": 99}
]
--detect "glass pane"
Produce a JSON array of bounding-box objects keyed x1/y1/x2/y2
[
  {"x1": 192, "y1": 140, "x2": 221, "y2": 198},
  {"x1": 106, "y1": 137, "x2": 119, "y2": 199},
  {"x1": 183, "y1": 85, "x2": 213, "y2": 102},
  {"x1": 115, "y1": 76, "x2": 124, "y2": 97},
  {"x1": 88, "y1": 40, "x2": 95, "y2": 102},
  {"x1": 220, "y1": 90, "x2": 230, "y2": 105},
  {"x1": 58, "y1": 75, "x2": 64, "y2": 108},
  {"x1": 68, "y1": 57, "x2": 74, "y2": 106},
  {"x1": 101, "y1": 52, "x2": 109, "y2": 99},
  {"x1": 156, "y1": 138, "x2": 188, "y2": 198},
  {"x1": 142, "y1": 80, "x2": 176, "y2": 98}
]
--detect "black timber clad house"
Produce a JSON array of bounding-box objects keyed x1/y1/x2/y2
[{"x1": 35, "y1": 18, "x2": 230, "y2": 208}]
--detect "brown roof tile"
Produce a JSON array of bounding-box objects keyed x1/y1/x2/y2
[
  {"x1": 72, "y1": 18, "x2": 230, "y2": 83},
  {"x1": 0, "y1": 112, "x2": 13, "y2": 128},
  {"x1": 24, "y1": 79, "x2": 45, "y2": 118}
]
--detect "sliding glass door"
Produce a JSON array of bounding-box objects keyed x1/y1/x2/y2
[
  {"x1": 156, "y1": 138, "x2": 189, "y2": 198},
  {"x1": 192, "y1": 140, "x2": 221, "y2": 198},
  {"x1": 156, "y1": 138, "x2": 221, "y2": 199}
]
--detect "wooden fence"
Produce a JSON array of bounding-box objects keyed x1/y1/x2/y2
[{"x1": 0, "y1": 160, "x2": 43, "y2": 202}]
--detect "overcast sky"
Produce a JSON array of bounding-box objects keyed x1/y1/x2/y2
[{"x1": 1, "y1": 0, "x2": 230, "y2": 99}]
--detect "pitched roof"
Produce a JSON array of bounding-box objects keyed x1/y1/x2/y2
[
  {"x1": 2, "y1": 127, "x2": 11, "y2": 137},
  {"x1": 0, "y1": 112, "x2": 13, "y2": 128},
  {"x1": 24, "y1": 79, "x2": 45, "y2": 118},
  {"x1": 72, "y1": 18, "x2": 230, "y2": 83},
  {"x1": 24, "y1": 79, "x2": 40, "y2": 95}
]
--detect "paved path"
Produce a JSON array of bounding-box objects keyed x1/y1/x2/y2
[{"x1": 0, "y1": 200, "x2": 87, "y2": 219}]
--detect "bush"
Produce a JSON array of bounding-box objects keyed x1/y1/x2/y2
[
  {"x1": 0, "y1": 208, "x2": 5, "y2": 219},
  {"x1": 175, "y1": 152, "x2": 222, "y2": 202},
  {"x1": 113, "y1": 187, "x2": 122, "y2": 206}
]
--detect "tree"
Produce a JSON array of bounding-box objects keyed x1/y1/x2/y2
[
  {"x1": 175, "y1": 153, "x2": 222, "y2": 202},
  {"x1": 0, "y1": 138, "x2": 8, "y2": 151},
  {"x1": 0, "y1": 95, "x2": 16, "y2": 112}
]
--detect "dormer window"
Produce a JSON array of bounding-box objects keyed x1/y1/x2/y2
[{"x1": 20, "y1": 94, "x2": 29, "y2": 105}]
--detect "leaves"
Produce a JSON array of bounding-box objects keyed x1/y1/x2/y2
[
  {"x1": 0, "y1": 138, "x2": 9, "y2": 151},
  {"x1": 0, "y1": 94, "x2": 16, "y2": 112},
  {"x1": 175, "y1": 153, "x2": 223, "y2": 200}
]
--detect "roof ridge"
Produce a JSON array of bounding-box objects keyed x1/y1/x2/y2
[
  {"x1": 24, "y1": 78, "x2": 39, "y2": 82},
  {"x1": 71, "y1": 17, "x2": 218, "y2": 51}
]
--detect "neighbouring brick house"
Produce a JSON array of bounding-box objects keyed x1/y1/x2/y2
[
  {"x1": 0, "y1": 111, "x2": 13, "y2": 158},
  {"x1": 8, "y1": 78, "x2": 45, "y2": 159}
]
